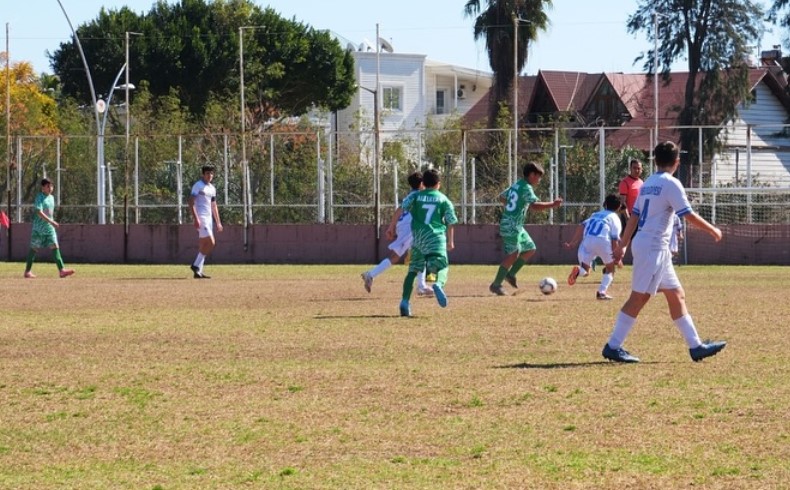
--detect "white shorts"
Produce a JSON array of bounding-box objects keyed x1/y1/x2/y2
[
  {"x1": 197, "y1": 218, "x2": 214, "y2": 239},
  {"x1": 578, "y1": 236, "x2": 614, "y2": 266},
  {"x1": 630, "y1": 246, "x2": 681, "y2": 295},
  {"x1": 388, "y1": 231, "x2": 413, "y2": 257}
]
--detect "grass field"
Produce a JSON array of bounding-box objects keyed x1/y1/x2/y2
[{"x1": 0, "y1": 263, "x2": 788, "y2": 489}]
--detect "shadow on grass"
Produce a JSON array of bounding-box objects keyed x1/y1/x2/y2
[
  {"x1": 314, "y1": 314, "x2": 413, "y2": 319},
  {"x1": 496, "y1": 360, "x2": 664, "y2": 369}
]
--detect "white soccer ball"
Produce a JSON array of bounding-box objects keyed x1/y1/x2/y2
[{"x1": 539, "y1": 277, "x2": 558, "y2": 295}]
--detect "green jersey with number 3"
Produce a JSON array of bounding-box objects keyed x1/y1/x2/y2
[
  {"x1": 401, "y1": 189, "x2": 458, "y2": 255},
  {"x1": 499, "y1": 179, "x2": 538, "y2": 237}
]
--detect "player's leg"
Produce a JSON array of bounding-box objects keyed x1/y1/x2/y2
[
  {"x1": 429, "y1": 254, "x2": 449, "y2": 308},
  {"x1": 490, "y1": 247, "x2": 518, "y2": 296},
  {"x1": 505, "y1": 231, "x2": 535, "y2": 288},
  {"x1": 596, "y1": 262, "x2": 616, "y2": 299},
  {"x1": 192, "y1": 232, "x2": 215, "y2": 278},
  {"x1": 569, "y1": 244, "x2": 593, "y2": 285},
  {"x1": 400, "y1": 249, "x2": 424, "y2": 316},
  {"x1": 660, "y1": 277, "x2": 726, "y2": 361},
  {"x1": 24, "y1": 246, "x2": 37, "y2": 278},
  {"x1": 52, "y1": 245, "x2": 75, "y2": 278}
]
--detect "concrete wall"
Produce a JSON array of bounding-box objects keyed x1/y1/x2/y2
[{"x1": 2, "y1": 224, "x2": 787, "y2": 265}]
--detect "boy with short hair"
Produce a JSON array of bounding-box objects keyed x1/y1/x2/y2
[
  {"x1": 398, "y1": 169, "x2": 457, "y2": 317},
  {"x1": 189, "y1": 165, "x2": 223, "y2": 278},
  {"x1": 563, "y1": 194, "x2": 623, "y2": 300},
  {"x1": 602, "y1": 141, "x2": 726, "y2": 363},
  {"x1": 361, "y1": 171, "x2": 432, "y2": 296},
  {"x1": 24, "y1": 178, "x2": 75, "y2": 278},
  {"x1": 490, "y1": 162, "x2": 563, "y2": 296}
]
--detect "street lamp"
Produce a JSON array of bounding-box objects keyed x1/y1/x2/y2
[
  {"x1": 513, "y1": 15, "x2": 529, "y2": 183},
  {"x1": 124, "y1": 31, "x2": 142, "y2": 231},
  {"x1": 97, "y1": 64, "x2": 135, "y2": 224},
  {"x1": 239, "y1": 25, "x2": 264, "y2": 249},
  {"x1": 358, "y1": 84, "x2": 381, "y2": 258}
]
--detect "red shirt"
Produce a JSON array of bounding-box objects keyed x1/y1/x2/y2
[{"x1": 618, "y1": 175, "x2": 643, "y2": 213}]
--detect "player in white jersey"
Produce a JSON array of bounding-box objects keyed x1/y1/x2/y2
[
  {"x1": 361, "y1": 172, "x2": 431, "y2": 295},
  {"x1": 601, "y1": 141, "x2": 726, "y2": 363},
  {"x1": 189, "y1": 165, "x2": 223, "y2": 278},
  {"x1": 563, "y1": 194, "x2": 623, "y2": 300}
]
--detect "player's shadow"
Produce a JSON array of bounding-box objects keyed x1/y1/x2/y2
[
  {"x1": 495, "y1": 361, "x2": 611, "y2": 369},
  {"x1": 314, "y1": 314, "x2": 411, "y2": 319}
]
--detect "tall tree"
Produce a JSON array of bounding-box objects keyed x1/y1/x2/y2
[
  {"x1": 49, "y1": 0, "x2": 355, "y2": 121},
  {"x1": 463, "y1": 0, "x2": 551, "y2": 126},
  {"x1": 628, "y1": 0, "x2": 762, "y2": 185}
]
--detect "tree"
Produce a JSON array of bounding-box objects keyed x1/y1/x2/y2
[
  {"x1": 463, "y1": 0, "x2": 551, "y2": 126},
  {"x1": 628, "y1": 0, "x2": 763, "y2": 185},
  {"x1": 49, "y1": 0, "x2": 355, "y2": 121}
]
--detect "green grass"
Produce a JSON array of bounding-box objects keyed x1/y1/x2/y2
[{"x1": 0, "y1": 263, "x2": 787, "y2": 488}]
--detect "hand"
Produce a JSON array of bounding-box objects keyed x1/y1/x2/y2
[
  {"x1": 447, "y1": 242, "x2": 455, "y2": 252},
  {"x1": 51, "y1": 220, "x2": 59, "y2": 228},
  {"x1": 562, "y1": 242, "x2": 573, "y2": 249},
  {"x1": 554, "y1": 198, "x2": 564, "y2": 208},
  {"x1": 194, "y1": 220, "x2": 201, "y2": 230},
  {"x1": 216, "y1": 223, "x2": 223, "y2": 233},
  {"x1": 710, "y1": 226, "x2": 722, "y2": 242},
  {"x1": 385, "y1": 227, "x2": 395, "y2": 241},
  {"x1": 613, "y1": 245, "x2": 625, "y2": 261}
]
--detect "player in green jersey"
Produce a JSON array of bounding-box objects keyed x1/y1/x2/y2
[
  {"x1": 398, "y1": 169, "x2": 458, "y2": 317},
  {"x1": 490, "y1": 162, "x2": 562, "y2": 295},
  {"x1": 24, "y1": 178, "x2": 75, "y2": 279}
]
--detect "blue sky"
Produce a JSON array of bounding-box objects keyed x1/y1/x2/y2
[{"x1": 3, "y1": 0, "x2": 784, "y2": 76}]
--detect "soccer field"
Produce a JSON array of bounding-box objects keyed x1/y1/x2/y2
[{"x1": 0, "y1": 263, "x2": 787, "y2": 489}]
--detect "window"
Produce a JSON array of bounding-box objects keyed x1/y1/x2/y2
[
  {"x1": 436, "y1": 90, "x2": 446, "y2": 115},
  {"x1": 383, "y1": 86, "x2": 402, "y2": 111}
]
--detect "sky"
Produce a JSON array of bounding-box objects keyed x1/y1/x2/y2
[{"x1": 2, "y1": 0, "x2": 785, "y2": 76}]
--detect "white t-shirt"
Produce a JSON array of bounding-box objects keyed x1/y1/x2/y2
[
  {"x1": 581, "y1": 209, "x2": 622, "y2": 242},
  {"x1": 191, "y1": 179, "x2": 216, "y2": 222},
  {"x1": 631, "y1": 171, "x2": 692, "y2": 252},
  {"x1": 395, "y1": 190, "x2": 417, "y2": 239}
]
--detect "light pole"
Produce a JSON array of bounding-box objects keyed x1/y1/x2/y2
[
  {"x1": 512, "y1": 15, "x2": 529, "y2": 183},
  {"x1": 358, "y1": 84, "x2": 380, "y2": 259},
  {"x1": 55, "y1": 0, "x2": 102, "y2": 223},
  {"x1": 97, "y1": 64, "x2": 134, "y2": 224},
  {"x1": 124, "y1": 31, "x2": 142, "y2": 233},
  {"x1": 239, "y1": 25, "x2": 265, "y2": 249}
]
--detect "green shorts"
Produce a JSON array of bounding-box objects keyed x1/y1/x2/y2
[
  {"x1": 408, "y1": 248, "x2": 448, "y2": 275},
  {"x1": 502, "y1": 229, "x2": 536, "y2": 255},
  {"x1": 30, "y1": 228, "x2": 59, "y2": 249}
]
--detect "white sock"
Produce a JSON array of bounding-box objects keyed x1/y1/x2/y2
[
  {"x1": 674, "y1": 314, "x2": 702, "y2": 349},
  {"x1": 193, "y1": 252, "x2": 206, "y2": 271},
  {"x1": 599, "y1": 272, "x2": 614, "y2": 293},
  {"x1": 579, "y1": 266, "x2": 589, "y2": 278},
  {"x1": 369, "y1": 258, "x2": 392, "y2": 278},
  {"x1": 417, "y1": 270, "x2": 427, "y2": 290},
  {"x1": 607, "y1": 311, "x2": 637, "y2": 349}
]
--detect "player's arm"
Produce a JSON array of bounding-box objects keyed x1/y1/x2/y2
[
  {"x1": 36, "y1": 209, "x2": 58, "y2": 228},
  {"x1": 684, "y1": 211, "x2": 722, "y2": 242},
  {"x1": 212, "y1": 198, "x2": 223, "y2": 232},
  {"x1": 385, "y1": 207, "x2": 404, "y2": 241},
  {"x1": 446, "y1": 225, "x2": 455, "y2": 252},
  {"x1": 530, "y1": 197, "x2": 563, "y2": 211},
  {"x1": 614, "y1": 213, "x2": 639, "y2": 260},
  {"x1": 619, "y1": 195, "x2": 630, "y2": 219},
  {"x1": 188, "y1": 195, "x2": 200, "y2": 228},
  {"x1": 563, "y1": 224, "x2": 583, "y2": 249}
]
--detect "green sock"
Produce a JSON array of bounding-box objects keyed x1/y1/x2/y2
[
  {"x1": 508, "y1": 257, "x2": 526, "y2": 277},
  {"x1": 402, "y1": 271, "x2": 417, "y2": 301},
  {"x1": 53, "y1": 249, "x2": 65, "y2": 270},
  {"x1": 25, "y1": 249, "x2": 36, "y2": 272},
  {"x1": 493, "y1": 266, "x2": 508, "y2": 286},
  {"x1": 436, "y1": 268, "x2": 448, "y2": 288}
]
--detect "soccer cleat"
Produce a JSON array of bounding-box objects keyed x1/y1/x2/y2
[
  {"x1": 59, "y1": 269, "x2": 75, "y2": 278},
  {"x1": 417, "y1": 287, "x2": 435, "y2": 297},
  {"x1": 199, "y1": 272, "x2": 211, "y2": 279},
  {"x1": 191, "y1": 265, "x2": 202, "y2": 279},
  {"x1": 568, "y1": 265, "x2": 580, "y2": 286},
  {"x1": 399, "y1": 300, "x2": 412, "y2": 317},
  {"x1": 596, "y1": 291, "x2": 614, "y2": 300},
  {"x1": 602, "y1": 344, "x2": 640, "y2": 363},
  {"x1": 361, "y1": 272, "x2": 373, "y2": 293},
  {"x1": 504, "y1": 274, "x2": 518, "y2": 289},
  {"x1": 689, "y1": 340, "x2": 727, "y2": 362},
  {"x1": 24, "y1": 271, "x2": 36, "y2": 279},
  {"x1": 489, "y1": 283, "x2": 508, "y2": 296},
  {"x1": 433, "y1": 284, "x2": 448, "y2": 308},
  {"x1": 426, "y1": 273, "x2": 437, "y2": 283}
]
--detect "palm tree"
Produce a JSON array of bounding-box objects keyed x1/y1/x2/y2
[{"x1": 464, "y1": 0, "x2": 551, "y2": 126}]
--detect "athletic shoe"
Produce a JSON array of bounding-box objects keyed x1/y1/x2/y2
[
  {"x1": 489, "y1": 283, "x2": 508, "y2": 296},
  {"x1": 433, "y1": 284, "x2": 448, "y2": 308},
  {"x1": 191, "y1": 265, "x2": 202, "y2": 279},
  {"x1": 59, "y1": 269, "x2": 75, "y2": 278},
  {"x1": 399, "y1": 300, "x2": 411, "y2": 317},
  {"x1": 426, "y1": 273, "x2": 437, "y2": 283},
  {"x1": 596, "y1": 291, "x2": 614, "y2": 300},
  {"x1": 602, "y1": 344, "x2": 640, "y2": 363},
  {"x1": 417, "y1": 287, "x2": 435, "y2": 297},
  {"x1": 199, "y1": 272, "x2": 211, "y2": 279},
  {"x1": 24, "y1": 271, "x2": 36, "y2": 279},
  {"x1": 504, "y1": 274, "x2": 518, "y2": 289},
  {"x1": 689, "y1": 340, "x2": 727, "y2": 362},
  {"x1": 568, "y1": 265, "x2": 580, "y2": 285},
  {"x1": 361, "y1": 272, "x2": 373, "y2": 293}
]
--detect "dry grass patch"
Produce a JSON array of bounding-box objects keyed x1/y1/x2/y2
[{"x1": 0, "y1": 263, "x2": 787, "y2": 488}]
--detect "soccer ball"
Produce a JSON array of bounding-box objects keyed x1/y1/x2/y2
[{"x1": 539, "y1": 277, "x2": 558, "y2": 295}]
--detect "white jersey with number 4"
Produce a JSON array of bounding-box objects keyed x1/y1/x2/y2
[
  {"x1": 191, "y1": 180, "x2": 216, "y2": 223},
  {"x1": 631, "y1": 171, "x2": 692, "y2": 252}
]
